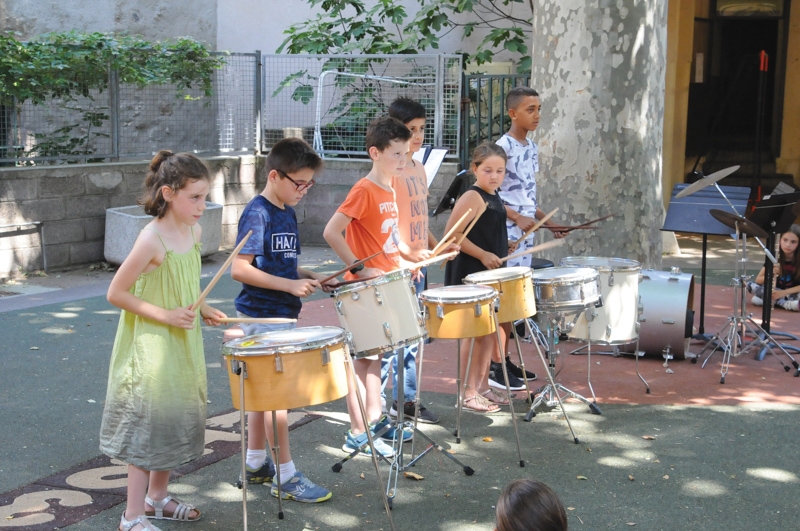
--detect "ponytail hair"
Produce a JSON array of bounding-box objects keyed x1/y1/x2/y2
[{"x1": 139, "y1": 150, "x2": 210, "y2": 218}]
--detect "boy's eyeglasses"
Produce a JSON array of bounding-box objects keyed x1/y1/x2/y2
[{"x1": 277, "y1": 169, "x2": 315, "y2": 191}]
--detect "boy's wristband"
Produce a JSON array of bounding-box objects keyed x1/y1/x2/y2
[{"x1": 349, "y1": 261, "x2": 364, "y2": 275}]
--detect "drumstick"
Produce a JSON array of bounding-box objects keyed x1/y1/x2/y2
[
  {"x1": 500, "y1": 238, "x2": 565, "y2": 264},
  {"x1": 437, "y1": 202, "x2": 488, "y2": 270},
  {"x1": 406, "y1": 251, "x2": 458, "y2": 271},
  {"x1": 191, "y1": 230, "x2": 252, "y2": 311},
  {"x1": 218, "y1": 317, "x2": 298, "y2": 324},
  {"x1": 513, "y1": 207, "x2": 559, "y2": 246},
  {"x1": 319, "y1": 250, "x2": 383, "y2": 285},
  {"x1": 430, "y1": 208, "x2": 472, "y2": 256},
  {"x1": 547, "y1": 213, "x2": 615, "y2": 233},
  {"x1": 455, "y1": 201, "x2": 487, "y2": 246}
]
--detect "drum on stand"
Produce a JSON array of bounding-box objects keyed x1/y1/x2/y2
[
  {"x1": 419, "y1": 285, "x2": 498, "y2": 339},
  {"x1": 635, "y1": 269, "x2": 695, "y2": 360},
  {"x1": 222, "y1": 326, "x2": 350, "y2": 411},
  {"x1": 332, "y1": 269, "x2": 426, "y2": 357},
  {"x1": 558, "y1": 257, "x2": 641, "y2": 345},
  {"x1": 531, "y1": 266, "x2": 601, "y2": 313},
  {"x1": 463, "y1": 266, "x2": 536, "y2": 323}
]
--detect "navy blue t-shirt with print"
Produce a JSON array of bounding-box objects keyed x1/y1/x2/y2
[{"x1": 234, "y1": 195, "x2": 302, "y2": 319}]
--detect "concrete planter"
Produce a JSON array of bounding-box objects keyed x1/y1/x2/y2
[{"x1": 104, "y1": 203, "x2": 223, "y2": 264}]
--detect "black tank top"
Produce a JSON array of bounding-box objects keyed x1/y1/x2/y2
[{"x1": 445, "y1": 186, "x2": 508, "y2": 285}]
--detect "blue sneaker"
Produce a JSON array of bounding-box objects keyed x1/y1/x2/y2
[
  {"x1": 271, "y1": 471, "x2": 332, "y2": 503},
  {"x1": 238, "y1": 457, "x2": 275, "y2": 485},
  {"x1": 342, "y1": 429, "x2": 395, "y2": 457},
  {"x1": 372, "y1": 414, "x2": 413, "y2": 443}
]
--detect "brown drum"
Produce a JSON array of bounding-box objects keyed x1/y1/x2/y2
[
  {"x1": 222, "y1": 326, "x2": 349, "y2": 411},
  {"x1": 419, "y1": 285, "x2": 498, "y2": 339},
  {"x1": 463, "y1": 266, "x2": 536, "y2": 323}
]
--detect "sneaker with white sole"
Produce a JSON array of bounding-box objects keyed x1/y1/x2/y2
[
  {"x1": 342, "y1": 429, "x2": 395, "y2": 457},
  {"x1": 778, "y1": 299, "x2": 799, "y2": 311},
  {"x1": 271, "y1": 471, "x2": 332, "y2": 503},
  {"x1": 488, "y1": 361, "x2": 526, "y2": 390},
  {"x1": 238, "y1": 457, "x2": 275, "y2": 485},
  {"x1": 389, "y1": 400, "x2": 440, "y2": 424},
  {"x1": 372, "y1": 414, "x2": 413, "y2": 443}
]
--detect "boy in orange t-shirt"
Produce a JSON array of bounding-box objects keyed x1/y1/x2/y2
[{"x1": 324, "y1": 116, "x2": 431, "y2": 456}]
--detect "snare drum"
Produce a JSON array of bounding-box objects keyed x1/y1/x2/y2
[
  {"x1": 419, "y1": 285, "x2": 498, "y2": 339},
  {"x1": 531, "y1": 267, "x2": 600, "y2": 311},
  {"x1": 463, "y1": 267, "x2": 536, "y2": 323},
  {"x1": 222, "y1": 326, "x2": 349, "y2": 411},
  {"x1": 332, "y1": 269, "x2": 426, "y2": 357},
  {"x1": 559, "y1": 257, "x2": 641, "y2": 344}
]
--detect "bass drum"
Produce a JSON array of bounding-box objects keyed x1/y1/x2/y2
[{"x1": 636, "y1": 269, "x2": 695, "y2": 360}]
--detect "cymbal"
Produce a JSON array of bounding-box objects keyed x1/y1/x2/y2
[
  {"x1": 675, "y1": 165, "x2": 741, "y2": 199},
  {"x1": 710, "y1": 209, "x2": 768, "y2": 239}
]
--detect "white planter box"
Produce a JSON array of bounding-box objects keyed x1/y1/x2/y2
[{"x1": 104, "y1": 202, "x2": 223, "y2": 265}]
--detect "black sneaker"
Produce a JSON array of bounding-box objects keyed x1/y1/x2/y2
[
  {"x1": 390, "y1": 400, "x2": 440, "y2": 424},
  {"x1": 505, "y1": 356, "x2": 536, "y2": 381},
  {"x1": 239, "y1": 457, "x2": 276, "y2": 485},
  {"x1": 488, "y1": 362, "x2": 526, "y2": 390}
]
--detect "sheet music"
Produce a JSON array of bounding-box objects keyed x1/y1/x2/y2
[{"x1": 412, "y1": 146, "x2": 448, "y2": 188}]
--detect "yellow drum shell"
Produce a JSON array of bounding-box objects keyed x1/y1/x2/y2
[
  {"x1": 222, "y1": 326, "x2": 349, "y2": 411},
  {"x1": 419, "y1": 285, "x2": 497, "y2": 339},
  {"x1": 463, "y1": 266, "x2": 536, "y2": 323}
]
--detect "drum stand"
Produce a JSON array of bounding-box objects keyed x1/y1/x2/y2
[
  {"x1": 524, "y1": 308, "x2": 602, "y2": 441},
  {"x1": 453, "y1": 305, "x2": 526, "y2": 467},
  {"x1": 230, "y1": 349, "x2": 395, "y2": 530},
  {"x1": 698, "y1": 228, "x2": 798, "y2": 383},
  {"x1": 331, "y1": 339, "x2": 474, "y2": 508}
]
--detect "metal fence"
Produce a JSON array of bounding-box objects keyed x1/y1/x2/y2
[
  {"x1": 460, "y1": 74, "x2": 531, "y2": 168},
  {"x1": 262, "y1": 54, "x2": 462, "y2": 159},
  {"x1": 0, "y1": 52, "x2": 260, "y2": 165}
]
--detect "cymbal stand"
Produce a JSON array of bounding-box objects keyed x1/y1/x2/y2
[
  {"x1": 698, "y1": 225, "x2": 797, "y2": 382},
  {"x1": 524, "y1": 308, "x2": 601, "y2": 440}
]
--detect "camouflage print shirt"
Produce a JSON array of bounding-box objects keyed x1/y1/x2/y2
[{"x1": 496, "y1": 133, "x2": 539, "y2": 211}]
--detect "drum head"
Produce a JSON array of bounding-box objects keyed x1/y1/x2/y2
[
  {"x1": 223, "y1": 326, "x2": 346, "y2": 356},
  {"x1": 333, "y1": 269, "x2": 410, "y2": 296},
  {"x1": 420, "y1": 284, "x2": 497, "y2": 303},
  {"x1": 531, "y1": 266, "x2": 597, "y2": 282},
  {"x1": 560, "y1": 256, "x2": 641, "y2": 272},
  {"x1": 464, "y1": 266, "x2": 531, "y2": 283}
]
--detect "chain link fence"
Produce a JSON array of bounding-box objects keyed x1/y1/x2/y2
[
  {"x1": 0, "y1": 52, "x2": 260, "y2": 165},
  {"x1": 262, "y1": 54, "x2": 462, "y2": 159}
]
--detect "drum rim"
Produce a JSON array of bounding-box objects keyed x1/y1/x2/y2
[
  {"x1": 332, "y1": 268, "x2": 411, "y2": 296},
  {"x1": 531, "y1": 266, "x2": 600, "y2": 281},
  {"x1": 350, "y1": 332, "x2": 428, "y2": 358},
  {"x1": 222, "y1": 325, "x2": 346, "y2": 356},
  {"x1": 419, "y1": 284, "x2": 498, "y2": 303},
  {"x1": 464, "y1": 266, "x2": 532, "y2": 283},
  {"x1": 559, "y1": 256, "x2": 641, "y2": 272}
]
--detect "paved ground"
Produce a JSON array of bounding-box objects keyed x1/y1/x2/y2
[{"x1": 1, "y1": 234, "x2": 799, "y2": 531}]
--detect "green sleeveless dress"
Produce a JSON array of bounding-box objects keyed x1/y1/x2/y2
[{"x1": 99, "y1": 231, "x2": 207, "y2": 471}]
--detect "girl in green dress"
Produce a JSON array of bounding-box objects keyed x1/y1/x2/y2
[{"x1": 100, "y1": 151, "x2": 226, "y2": 531}]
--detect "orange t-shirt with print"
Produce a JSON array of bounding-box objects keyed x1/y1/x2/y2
[
  {"x1": 392, "y1": 161, "x2": 429, "y2": 252},
  {"x1": 338, "y1": 177, "x2": 401, "y2": 279}
]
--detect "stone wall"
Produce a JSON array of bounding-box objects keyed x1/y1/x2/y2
[{"x1": 0, "y1": 157, "x2": 458, "y2": 279}]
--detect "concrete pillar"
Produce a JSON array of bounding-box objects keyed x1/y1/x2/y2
[{"x1": 531, "y1": 1, "x2": 668, "y2": 267}]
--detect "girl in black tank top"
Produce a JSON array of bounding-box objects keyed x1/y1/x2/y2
[{"x1": 442, "y1": 143, "x2": 516, "y2": 413}]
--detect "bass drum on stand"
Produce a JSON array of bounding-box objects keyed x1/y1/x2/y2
[{"x1": 634, "y1": 269, "x2": 695, "y2": 360}]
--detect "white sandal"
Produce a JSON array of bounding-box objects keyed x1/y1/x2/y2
[
  {"x1": 144, "y1": 495, "x2": 201, "y2": 521},
  {"x1": 120, "y1": 513, "x2": 162, "y2": 531}
]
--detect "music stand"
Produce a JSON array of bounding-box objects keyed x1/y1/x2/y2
[
  {"x1": 747, "y1": 191, "x2": 800, "y2": 360},
  {"x1": 663, "y1": 184, "x2": 750, "y2": 343}
]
